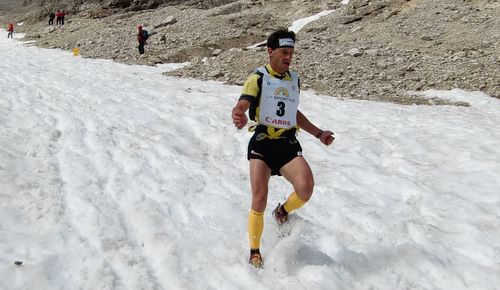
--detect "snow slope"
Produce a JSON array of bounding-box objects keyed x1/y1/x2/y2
[{"x1": 1, "y1": 29, "x2": 500, "y2": 290}]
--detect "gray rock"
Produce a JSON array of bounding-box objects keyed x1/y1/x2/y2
[{"x1": 1, "y1": 0, "x2": 498, "y2": 103}]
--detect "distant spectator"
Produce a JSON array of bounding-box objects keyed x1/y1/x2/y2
[
  {"x1": 56, "y1": 10, "x2": 62, "y2": 25},
  {"x1": 7, "y1": 23, "x2": 14, "y2": 38},
  {"x1": 61, "y1": 10, "x2": 66, "y2": 26},
  {"x1": 137, "y1": 25, "x2": 149, "y2": 55},
  {"x1": 49, "y1": 12, "x2": 55, "y2": 25}
]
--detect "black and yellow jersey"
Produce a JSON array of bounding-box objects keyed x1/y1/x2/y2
[{"x1": 239, "y1": 64, "x2": 301, "y2": 139}]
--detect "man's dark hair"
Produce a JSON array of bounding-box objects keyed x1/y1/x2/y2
[{"x1": 267, "y1": 28, "x2": 296, "y2": 49}]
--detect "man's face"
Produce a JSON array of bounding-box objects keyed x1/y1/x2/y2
[{"x1": 268, "y1": 47, "x2": 294, "y2": 74}]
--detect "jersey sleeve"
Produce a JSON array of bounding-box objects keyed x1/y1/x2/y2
[{"x1": 239, "y1": 73, "x2": 261, "y2": 104}]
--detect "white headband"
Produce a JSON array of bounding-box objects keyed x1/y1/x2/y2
[{"x1": 278, "y1": 38, "x2": 295, "y2": 48}]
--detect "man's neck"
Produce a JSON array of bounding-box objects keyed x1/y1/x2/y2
[{"x1": 266, "y1": 64, "x2": 286, "y2": 77}]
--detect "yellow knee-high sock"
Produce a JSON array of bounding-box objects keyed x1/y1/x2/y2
[
  {"x1": 283, "y1": 191, "x2": 307, "y2": 213},
  {"x1": 248, "y1": 209, "x2": 264, "y2": 250}
]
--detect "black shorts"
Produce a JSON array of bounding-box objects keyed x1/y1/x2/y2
[{"x1": 247, "y1": 129, "x2": 303, "y2": 176}]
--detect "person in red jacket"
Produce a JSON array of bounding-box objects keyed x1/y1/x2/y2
[
  {"x1": 137, "y1": 25, "x2": 147, "y2": 54},
  {"x1": 56, "y1": 10, "x2": 62, "y2": 25},
  {"x1": 7, "y1": 23, "x2": 14, "y2": 38}
]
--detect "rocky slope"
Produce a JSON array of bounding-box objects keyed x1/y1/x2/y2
[{"x1": 2, "y1": 0, "x2": 499, "y2": 105}]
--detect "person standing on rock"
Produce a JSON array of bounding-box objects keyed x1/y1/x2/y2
[
  {"x1": 231, "y1": 28, "x2": 335, "y2": 269},
  {"x1": 61, "y1": 10, "x2": 66, "y2": 26},
  {"x1": 137, "y1": 25, "x2": 149, "y2": 55},
  {"x1": 49, "y1": 11, "x2": 55, "y2": 25},
  {"x1": 7, "y1": 23, "x2": 14, "y2": 38},
  {"x1": 56, "y1": 10, "x2": 62, "y2": 25}
]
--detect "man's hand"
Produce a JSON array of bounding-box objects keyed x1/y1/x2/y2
[
  {"x1": 319, "y1": 130, "x2": 335, "y2": 146},
  {"x1": 232, "y1": 107, "x2": 248, "y2": 130}
]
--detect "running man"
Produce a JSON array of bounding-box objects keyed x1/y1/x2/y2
[{"x1": 231, "y1": 28, "x2": 335, "y2": 269}]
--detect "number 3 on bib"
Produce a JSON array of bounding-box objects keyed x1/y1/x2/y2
[{"x1": 276, "y1": 101, "x2": 285, "y2": 117}]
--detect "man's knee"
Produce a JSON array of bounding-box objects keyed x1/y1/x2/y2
[
  {"x1": 295, "y1": 179, "x2": 314, "y2": 201},
  {"x1": 251, "y1": 187, "x2": 268, "y2": 210},
  {"x1": 252, "y1": 187, "x2": 267, "y2": 201}
]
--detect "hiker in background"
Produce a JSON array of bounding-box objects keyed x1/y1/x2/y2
[
  {"x1": 137, "y1": 25, "x2": 149, "y2": 55},
  {"x1": 7, "y1": 23, "x2": 14, "y2": 38},
  {"x1": 61, "y1": 10, "x2": 66, "y2": 26},
  {"x1": 49, "y1": 11, "x2": 55, "y2": 25},
  {"x1": 56, "y1": 10, "x2": 62, "y2": 25}
]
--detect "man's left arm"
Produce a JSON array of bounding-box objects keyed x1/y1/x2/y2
[{"x1": 297, "y1": 110, "x2": 334, "y2": 146}]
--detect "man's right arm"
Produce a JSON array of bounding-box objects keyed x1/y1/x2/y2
[
  {"x1": 232, "y1": 100, "x2": 250, "y2": 130},
  {"x1": 232, "y1": 73, "x2": 260, "y2": 130}
]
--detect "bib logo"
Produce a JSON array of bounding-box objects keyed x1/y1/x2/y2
[
  {"x1": 265, "y1": 117, "x2": 291, "y2": 126},
  {"x1": 274, "y1": 87, "x2": 289, "y2": 98}
]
